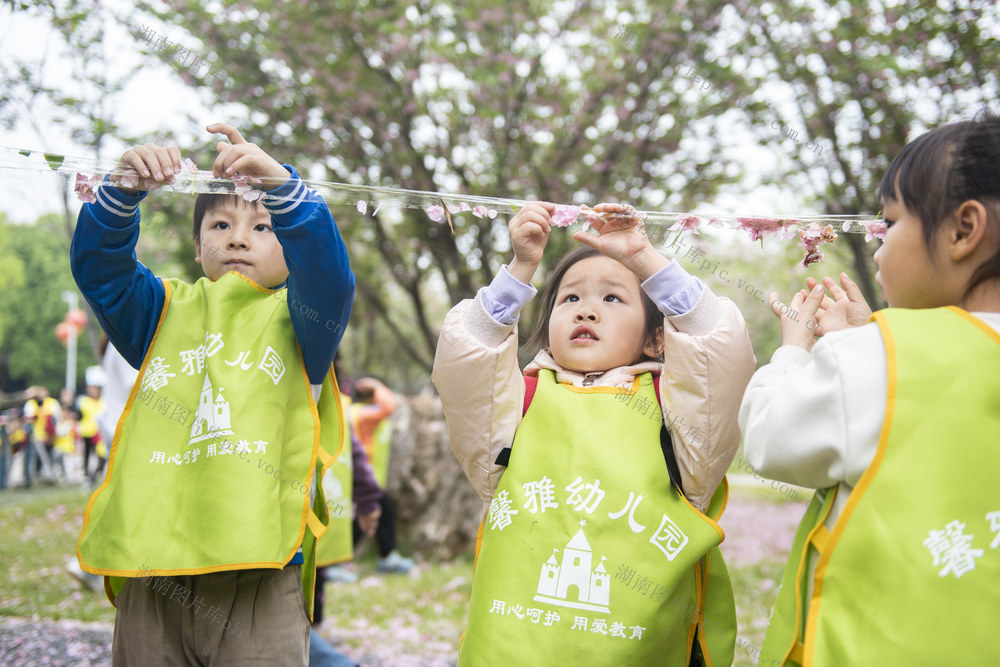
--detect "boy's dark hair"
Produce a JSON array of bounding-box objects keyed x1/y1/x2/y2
[
  {"x1": 525, "y1": 246, "x2": 664, "y2": 363},
  {"x1": 192, "y1": 193, "x2": 263, "y2": 242},
  {"x1": 878, "y1": 108, "x2": 1000, "y2": 296}
]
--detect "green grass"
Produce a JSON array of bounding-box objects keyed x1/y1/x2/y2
[
  {"x1": 730, "y1": 557, "x2": 787, "y2": 666},
  {"x1": 315, "y1": 554, "x2": 473, "y2": 661},
  {"x1": 0, "y1": 485, "x2": 116, "y2": 624},
  {"x1": 1, "y1": 484, "x2": 792, "y2": 665}
]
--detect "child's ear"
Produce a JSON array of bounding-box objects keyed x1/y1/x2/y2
[
  {"x1": 194, "y1": 237, "x2": 202, "y2": 264},
  {"x1": 950, "y1": 199, "x2": 992, "y2": 262},
  {"x1": 642, "y1": 330, "x2": 664, "y2": 360}
]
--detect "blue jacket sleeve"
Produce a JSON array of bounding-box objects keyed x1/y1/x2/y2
[
  {"x1": 263, "y1": 167, "x2": 354, "y2": 384},
  {"x1": 70, "y1": 185, "x2": 166, "y2": 370}
]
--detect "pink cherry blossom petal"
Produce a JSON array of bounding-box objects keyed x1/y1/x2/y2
[
  {"x1": 458, "y1": 202, "x2": 472, "y2": 212},
  {"x1": 232, "y1": 173, "x2": 264, "y2": 202},
  {"x1": 737, "y1": 217, "x2": 785, "y2": 242},
  {"x1": 487, "y1": 209, "x2": 497, "y2": 219},
  {"x1": 798, "y1": 224, "x2": 837, "y2": 266},
  {"x1": 425, "y1": 205, "x2": 445, "y2": 222},
  {"x1": 472, "y1": 206, "x2": 488, "y2": 218},
  {"x1": 669, "y1": 215, "x2": 702, "y2": 232},
  {"x1": 180, "y1": 157, "x2": 198, "y2": 171},
  {"x1": 357, "y1": 200, "x2": 367, "y2": 215},
  {"x1": 119, "y1": 172, "x2": 139, "y2": 190},
  {"x1": 841, "y1": 221, "x2": 852, "y2": 232},
  {"x1": 551, "y1": 204, "x2": 581, "y2": 228},
  {"x1": 862, "y1": 220, "x2": 887, "y2": 242},
  {"x1": 74, "y1": 173, "x2": 101, "y2": 203}
]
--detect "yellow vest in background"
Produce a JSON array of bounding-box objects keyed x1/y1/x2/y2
[
  {"x1": 316, "y1": 394, "x2": 355, "y2": 566},
  {"x1": 78, "y1": 395, "x2": 103, "y2": 438}
]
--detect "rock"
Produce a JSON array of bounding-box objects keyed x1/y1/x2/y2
[{"x1": 384, "y1": 391, "x2": 481, "y2": 560}]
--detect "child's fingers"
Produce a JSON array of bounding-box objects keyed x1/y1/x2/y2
[
  {"x1": 572, "y1": 229, "x2": 601, "y2": 249},
  {"x1": 166, "y1": 146, "x2": 183, "y2": 172},
  {"x1": 212, "y1": 145, "x2": 252, "y2": 178},
  {"x1": 207, "y1": 123, "x2": 247, "y2": 145},
  {"x1": 221, "y1": 153, "x2": 259, "y2": 178},
  {"x1": 512, "y1": 204, "x2": 552, "y2": 230},
  {"x1": 840, "y1": 272, "x2": 866, "y2": 302},
  {"x1": 768, "y1": 292, "x2": 792, "y2": 320},
  {"x1": 822, "y1": 275, "x2": 848, "y2": 302},
  {"x1": 127, "y1": 145, "x2": 175, "y2": 181},
  {"x1": 800, "y1": 284, "x2": 825, "y2": 317},
  {"x1": 119, "y1": 149, "x2": 151, "y2": 178}
]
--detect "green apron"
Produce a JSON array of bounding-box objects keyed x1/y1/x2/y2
[
  {"x1": 460, "y1": 370, "x2": 736, "y2": 666},
  {"x1": 761, "y1": 307, "x2": 1000, "y2": 665},
  {"x1": 316, "y1": 394, "x2": 355, "y2": 566},
  {"x1": 77, "y1": 272, "x2": 341, "y2": 618}
]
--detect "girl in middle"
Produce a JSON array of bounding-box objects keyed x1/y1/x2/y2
[{"x1": 432, "y1": 201, "x2": 756, "y2": 665}]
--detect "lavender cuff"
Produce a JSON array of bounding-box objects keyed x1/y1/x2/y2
[
  {"x1": 481, "y1": 265, "x2": 538, "y2": 325},
  {"x1": 641, "y1": 262, "x2": 704, "y2": 316}
]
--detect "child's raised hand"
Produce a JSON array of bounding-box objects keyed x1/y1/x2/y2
[
  {"x1": 206, "y1": 123, "x2": 290, "y2": 190},
  {"x1": 770, "y1": 285, "x2": 825, "y2": 351},
  {"x1": 575, "y1": 203, "x2": 667, "y2": 280},
  {"x1": 508, "y1": 201, "x2": 554, "y2": 284},
  {"x1": 809, "y1": 272, "x2": 873, "y2": 336},
  {"x1": 113, "y1": 143, "x2": 183, "y2": 194}
]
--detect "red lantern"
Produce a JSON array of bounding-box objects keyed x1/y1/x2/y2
[
  {"x1": 66, "y1": 309, "x2": 87, "y2": 332},
  {"x1": 55, "y1": 321, "x2": 72, "y2": 346}
]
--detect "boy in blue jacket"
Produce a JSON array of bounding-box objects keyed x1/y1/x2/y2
[{"x1": 70, "y1": 123, "x2": 354, "y2": 666}]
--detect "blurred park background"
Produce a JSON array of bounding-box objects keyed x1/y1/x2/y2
[{"x1": 1, "y1": 0, "x2": 998, "y2": 664}]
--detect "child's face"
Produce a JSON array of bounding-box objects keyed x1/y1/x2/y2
[
  {"x1": 196, "y1": 201, "x2": 289, "y2": 287},
  {"x1": 874, "y1": 197, "x2": 952, "y2": 308},
  {"x1": 547, "y1": 255, "x2": 655, "y2": 374}
]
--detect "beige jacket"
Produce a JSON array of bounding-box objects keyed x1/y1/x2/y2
[{"x1": 431, "y1": 280, "x2": 755, "y2": 515}]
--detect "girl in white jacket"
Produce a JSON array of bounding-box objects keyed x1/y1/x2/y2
[
  {"x1": 433, "y1": 201, "x2": 755, "y2": 666},
  {"x1": 740, "y1": 112, "x2": 1000, "y2": 665}
]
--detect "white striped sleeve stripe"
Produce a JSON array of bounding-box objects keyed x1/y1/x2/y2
[
  {"x1": 263, "y1": 178, "x2": 308, "y2": 214},
  {"x1": 96, "y1": 187, "x2": 139, "y2": 218}
]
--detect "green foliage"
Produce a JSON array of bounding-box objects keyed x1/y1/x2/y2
[
  {"x1": 133, "y1": 0, "x2": 748, "y2": 377},
  {"x1": 0, "y1": 214, "x2": 97, "y2": 393},
  {"x1": 0, "y1": 217, "x2": 27, "y2": 351},
  {"x1": 726, "y1": 0, "x2": 1000, "y2": 303},
  {"x1": 679, "y1": 228, "x2": 860, "y2": 364}
]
